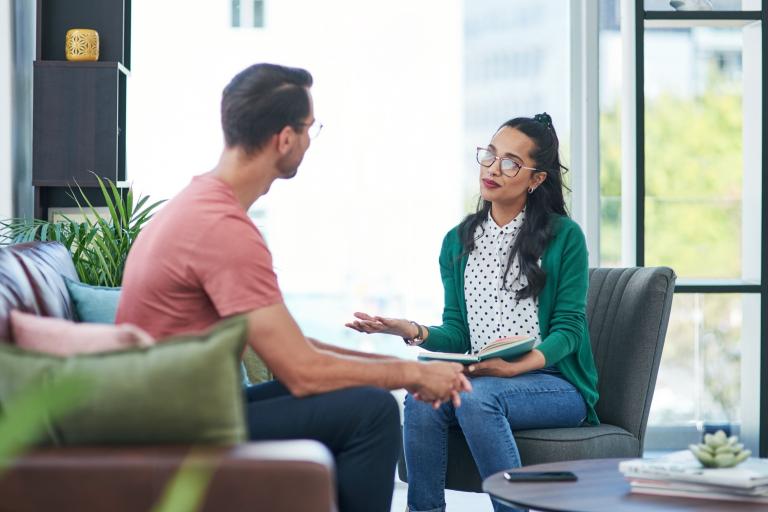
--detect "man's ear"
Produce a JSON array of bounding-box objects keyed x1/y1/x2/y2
[{"x1": 275, "y1": 125, "x2": 296, "y2": 155}]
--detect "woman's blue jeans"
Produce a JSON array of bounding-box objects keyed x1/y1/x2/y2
[{"x1": 403, "y1": 370, "x2": 587, "y2": 512}]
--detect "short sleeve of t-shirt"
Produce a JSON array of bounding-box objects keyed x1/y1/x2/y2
[{"x1": 193, "y1": 212, "x2": 282, "y2": 317}]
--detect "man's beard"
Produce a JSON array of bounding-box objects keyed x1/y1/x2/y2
[{"x1": 276, "y1": 151, "x2": 303, "y2": 179}]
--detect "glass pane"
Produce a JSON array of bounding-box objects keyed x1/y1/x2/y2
[
  {"x1": 643, "y1": 26, "x2": 758, "y2": 280},
  {"x1": 231, "y1": 0, "x2": 241, "y2": 27},
  {"x1": 599, "y1": 0, "x2": 622, "y2": 267},
  {"x1": 253, "y1": 0, "x2": 264, "y2": 27},
  {"x1": 463, "y1": 1, "x2": 571, "y2": 210},
  {"x1": 645, "y1": 0, "x2": 761, "y2": 11},
  {"x1": 648, "y1": 293, "x2": 758, "y2": 430}
]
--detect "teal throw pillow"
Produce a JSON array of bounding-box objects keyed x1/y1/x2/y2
[
  {"x1": 0, "y1": 315, "x2": 249, "y2": 445},
  {"x1": 63, "y1": 276, "x2": 121, "y2": 324}
]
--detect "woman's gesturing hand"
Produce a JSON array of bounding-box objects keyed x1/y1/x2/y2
[{"x1": 344, "y1": 312, "x2": 418, "y2": 339}]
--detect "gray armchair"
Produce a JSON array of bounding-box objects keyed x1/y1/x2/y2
[{"x1": 397, "y1": 266, "x2": 676, "y2": 492}]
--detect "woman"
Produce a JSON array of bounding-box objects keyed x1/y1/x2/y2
[{"x1": 346, "y1": 113, "x2": 599, "y2": 512}]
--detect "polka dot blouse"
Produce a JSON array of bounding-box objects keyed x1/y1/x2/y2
[{"x1": 464, "y1": 209, "x2": 541, "y2": 354}]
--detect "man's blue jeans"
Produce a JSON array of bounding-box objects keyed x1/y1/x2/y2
[{"x1": 403, "y1": 370, "x2": 587, "y2": 512}]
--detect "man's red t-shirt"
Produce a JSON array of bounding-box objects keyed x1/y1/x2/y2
[{"x1": 116, "y1": 174, "x2": 283, "y2": 339}]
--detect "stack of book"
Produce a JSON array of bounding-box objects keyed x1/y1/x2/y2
[{"x1": 619, "y1": 450, "x2": 768, "y2": 504}]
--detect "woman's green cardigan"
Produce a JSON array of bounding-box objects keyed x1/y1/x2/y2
[{"x1": 422, "y1": 214, "x2": 600, "y2": 425}]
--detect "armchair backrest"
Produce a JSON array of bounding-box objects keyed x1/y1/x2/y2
[{"x1": 586, "y1": 267, "x2": 675, "y2": 450}]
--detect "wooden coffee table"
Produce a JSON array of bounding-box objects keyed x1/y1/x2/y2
[{"x1": 483, "y1": 458, "x2": 768, "y2": 511}]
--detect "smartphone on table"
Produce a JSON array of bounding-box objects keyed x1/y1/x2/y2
[{"x1": 503, "y1": 471, "x2": 578, "y2": 482}]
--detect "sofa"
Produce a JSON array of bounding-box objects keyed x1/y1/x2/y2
[{"x1": 0, "y1": 241, "x2": 337, "y2": 512}]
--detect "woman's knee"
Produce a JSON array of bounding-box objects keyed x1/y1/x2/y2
[
  {"x1": 403, "y1": 393, "x2": 440, "y2": 424},
  {"x1": 454, "y1": 383, "x2": 502, "y2": 417}
]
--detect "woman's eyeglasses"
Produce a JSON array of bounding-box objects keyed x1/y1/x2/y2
[{"x1": 476, "y1": 147, "x2": 543, "y2": 178}]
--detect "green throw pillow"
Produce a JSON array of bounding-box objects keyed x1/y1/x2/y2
[
  {"x1": 63, "y1": 277, "x2": 121, "y2": 324},
  {"x1": 0, "y1": 315, "x2": 248, "y2": 445}
]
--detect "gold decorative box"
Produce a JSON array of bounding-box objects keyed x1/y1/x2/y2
[{"x1": 65, "y1": 29, "x2": 99, "y2": 61}]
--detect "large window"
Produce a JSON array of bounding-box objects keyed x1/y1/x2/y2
[
  {"x1": 600, "y1": 0, "x2": 764, "y2": 452},
  {"x1": 644, "y1": 19, "x2": 763, "y2": 451},
  {"x1": 654, "y1": 294, "x2": 758, "y2": 424},
  {"x1": 643, "y1": 27, "x2": 751, "y2": 280},
  {"x1": 128, "y1": 0, "x2": 571, "y2": 359}
]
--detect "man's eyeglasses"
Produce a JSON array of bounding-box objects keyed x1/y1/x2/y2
[
  {"x1": 298, "y1": 119, "x2": 323, "y2": 139},
  {"x1": 476, "y1": 147, "x2": 543, "y2": 178}
]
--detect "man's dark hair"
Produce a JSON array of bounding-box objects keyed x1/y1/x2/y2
[{"x1": 221, "y1": 63, "x2": 313, "y2": 154}]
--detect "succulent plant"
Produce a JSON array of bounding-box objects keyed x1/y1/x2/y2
[{"x1": 689, "y1": 430, "x2": 751, "y2": 468}]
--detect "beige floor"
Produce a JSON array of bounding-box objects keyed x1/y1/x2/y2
[{"x1": 391, "y1": 480, "x2": 494, "y2": 511}]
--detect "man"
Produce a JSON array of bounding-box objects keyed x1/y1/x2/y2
[{"x1": 116, "y1": 63, "x2": 471, "y2": 512}]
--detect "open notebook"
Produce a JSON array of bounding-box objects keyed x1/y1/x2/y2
[{"x1": 417, "y1": 335, "x2": 536, "y2": 364}]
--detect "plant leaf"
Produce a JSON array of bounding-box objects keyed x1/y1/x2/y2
[
  {"x1": 150, "y1": 450, "x2": 216, "y2": 512},
  {"x1": 108, "y1": 178, "x2": 128, "y2": 230},
  {"x1": 1, "y1": 178, "x2": 165, "y2": 287}
]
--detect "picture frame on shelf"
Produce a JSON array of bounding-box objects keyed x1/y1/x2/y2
[{"x1": 48, "y1": 206, "x2": 111, "y2": 224}]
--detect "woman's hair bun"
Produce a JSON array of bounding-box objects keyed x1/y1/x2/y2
[{"x1": 533, "y1": 112, "x2": 553, "y2": 129}]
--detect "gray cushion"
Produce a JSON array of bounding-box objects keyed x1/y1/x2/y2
[{"x1": 517, "y1": 424, "x2": 639, "y2": 463}]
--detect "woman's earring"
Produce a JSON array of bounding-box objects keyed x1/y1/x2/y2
[{"x1": 528, "y1": 186, "x2": 535, "y2": 194}]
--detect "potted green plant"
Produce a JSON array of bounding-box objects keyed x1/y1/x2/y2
[{"x1": 0, "y1": 176, "x2": 164, "y2": 287}]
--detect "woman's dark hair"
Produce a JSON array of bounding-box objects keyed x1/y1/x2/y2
[
  {"x1": 221, "y1": 63, "x2": 313, "y2": 154},
  {"x1": 458, "y1": 113, "x2": 569, "y2": 300}
]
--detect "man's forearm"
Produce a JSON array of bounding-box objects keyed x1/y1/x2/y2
[
  {"x1": 307, "y1": 337, "x2": 398, "y2": 360},
  {"x1": 248, "y1": 304, "x2": 428, "y2": 398},
  {"x1": 289, "y1": 349, "x2": 421, "y2": 396}
]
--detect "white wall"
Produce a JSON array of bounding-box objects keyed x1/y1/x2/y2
[{"x1": 0, "y1": 0, "x2": 12, "y2": 218}]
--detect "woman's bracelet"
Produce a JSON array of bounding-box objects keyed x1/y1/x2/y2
[{"x1": 402, "y1": 321, "x2": 424, "y2": 346}]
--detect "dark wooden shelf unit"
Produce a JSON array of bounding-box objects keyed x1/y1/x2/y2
[
  {"x1": 33, "y1": 61, "x2": 127, "y2": 187},
  {"x1": 34, "y1": 185, "x2": 123, "y2": 222},
  {"x1": 34, "y1": 60, "x2": 131, "y2": 75},
  {"x1": 36, "y1": 0, "x2": 131, "y2": 69},
  {"x1": 33, "y1": 0, "x2": 130, "y2": 220}
]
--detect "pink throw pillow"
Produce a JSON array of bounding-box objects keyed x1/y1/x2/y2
[{"x1": 10, "y1": 310, "x2": 155, "y2": 356}]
